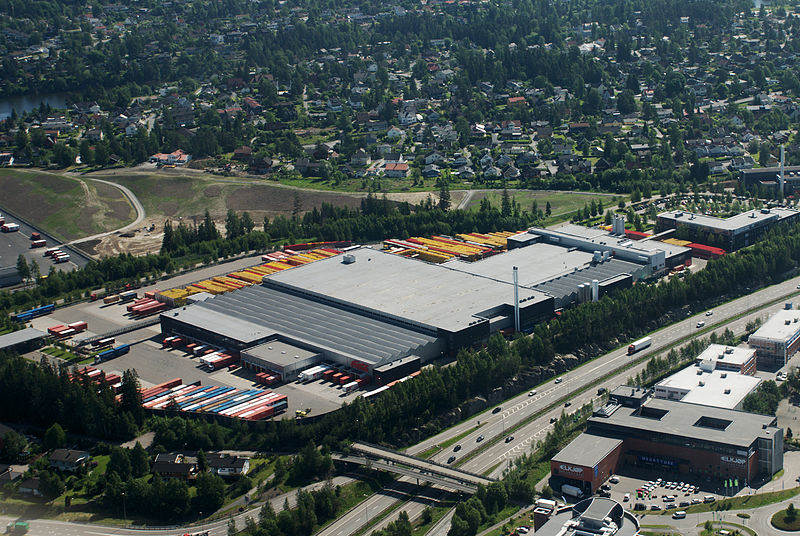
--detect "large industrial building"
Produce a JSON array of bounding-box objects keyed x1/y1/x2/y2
[
  {"x1": 159, "y1": 222, "x2": 696, "y2": 382},
  {"x1": 656, "y1": 207, "x2": 800, "y2": 251},
  {"x1": 748, "y1": 309, "x2": 800, "y2": 368},
  {"x1": 740, "y1": 165, "x2": 800, "y2": 192},
  {"x1": 550, "y1": 386, "x2": 783, "y2": 495}
]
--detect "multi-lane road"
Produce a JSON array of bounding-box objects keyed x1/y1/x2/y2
[{"x1": 5, "y1": 276, "x2": 800, "y2": 536}]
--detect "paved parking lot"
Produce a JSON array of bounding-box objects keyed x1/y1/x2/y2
[{"x1": 0, "y1": 210, "x2": 85, "y2": 277}]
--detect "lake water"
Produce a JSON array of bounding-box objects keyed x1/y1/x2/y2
[{"x1": 0, "y1": 93, "x2": 68, "y2": 121}]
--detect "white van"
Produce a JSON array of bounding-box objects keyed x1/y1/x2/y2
[{"x1": 672, "y1": 511, "x2": 686, "y2": 519}]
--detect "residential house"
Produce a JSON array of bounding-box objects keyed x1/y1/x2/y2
[
  {"x1": 479, "y1": 153, "x2": 494, "y2": 168},
  {"x1": 73, "y1": 101, "x2": 101, "y2": 115},
  {"x1": 49, "y1": 449, "x2": 90, "y2": 472},
  {"x1": 150, "y1": 150, "x2": 192, "y2": 166},
  {"x1": 351, "y1": 149, "x2": 371, "y2": 166},
  {"x1": 0, "y1": 153, "x2": 14, "y2": 166},
  {"x1": 85, "y1": 128, "x2": 104, "y2": 142},
  {"x1": 250, "y1": 157, "x2": 272, "y2": 175},
  {"x1": 425, "y1": 152, "x2": 445, "y2": 165},
  {"x1": 386, "y1": 126, "x2": 405, "y2": 140},
  {"x1": 422, "y1": 164, "x2": 440, "y2": 178},
  {"x1": 385, "y1": 162, "x2": 409, "y2": 178},
  {"x1": 207, "y1": 453, "x2": 250, "y2": 477},
  {"x1": 125, "y1": 123, "x2": 139, "y2": 137},
  {"x1": 233, "y1": 146, "x2": 253, "y2": 162},
  {"x1": 18, "y1": 478, "x2": 41, "y2": 496},
  {"x1": 152, "y1": 453, "x2": 198, "y2": 480},
  {"x1": 0, "y1": 464, "x2": 23, "y2": 484}
]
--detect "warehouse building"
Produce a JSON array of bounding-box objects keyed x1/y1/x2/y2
[
  {"x1": 653, "y1": 361, "x2": 761, "y2": 410},
  {"x1": 740, "y1": 165, "x2": 800, "y2": 191},
  {"x1": 550, "y1": 387, "x2": 783, "y2": 495},
  {"x1": 748, "y1": 309, "x2": 800, "y2": 368},
  {"x1": 162, "y1": 247, "x2": 554, "y2": 376},
  {"x1": 656, "y1": 208, "x2": 800, "y2": 251}
]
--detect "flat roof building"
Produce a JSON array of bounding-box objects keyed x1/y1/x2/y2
[
  {"x1": 695, "y1": 344, "x2": 757, "y2": 375},
  {"x1": 535, "y1": 498, "x2": 639, "y2": 536},
  {"x1": 240, "y1": 340, "x2": 321, "y2": 381},
  {"x1": 748, "y1": 309, "x2": 800, "y2": 368},
  {"x1": 656, "y1": 207, "x2": 800, "y2": 251},
  {"x1": 653, "y1": 362, "x2": 761, "y2": 410},
  {"x1": 551, "y1": 391, "x2": 783, "y2": 495}
]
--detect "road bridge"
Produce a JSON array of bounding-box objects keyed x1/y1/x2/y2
[{"x1": 347, "y1": 442, "x2": 496, "y2": 493}]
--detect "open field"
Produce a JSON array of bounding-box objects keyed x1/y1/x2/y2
[{"x1": 0, "y1": 168, "x2": 133, "y2": 241}]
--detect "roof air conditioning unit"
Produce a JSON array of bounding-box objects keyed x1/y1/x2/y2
[
  {"x1": 724, "y1": 388, "x2": 731, "y2": 394},
  {"x1": 699, "y1": 381, "x2": 705, "y2": 386},
  {"x1": 721, "y1": 373, "x2": 727, "y2": 378},
  {"x1": 342, "y1": 254, "x2": 356, "y2": 264}
]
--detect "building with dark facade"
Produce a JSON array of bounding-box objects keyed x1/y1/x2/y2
[{"x1": 550, "y1": 387, "x2": 783, "y2": 495}]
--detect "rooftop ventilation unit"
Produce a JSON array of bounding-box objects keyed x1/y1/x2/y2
[
  {"x1": 342, "y1": 254, "x2": 356, "y2": 264},
  {"x1": 724, "y1": 388, "x2": 731, "y2": 394}
]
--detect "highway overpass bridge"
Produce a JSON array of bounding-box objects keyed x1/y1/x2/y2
[{"x1": 336, "y1": 442, "x2": 497, "y2": 494}]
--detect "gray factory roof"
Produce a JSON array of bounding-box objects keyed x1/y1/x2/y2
[
  {"x1": 547, "y1": 223, "x2": 675, "y2": 256},
  {"x1": 444, "y1": 243, "x2": 595, "y2": 286},
  {"x1": 264, "y1": 247, "x2": 548, "y2": 333},
  {"x1": 658, "y1": 207, "x2": 799, "y2": 232},
  {"x1": 242, "y1": 340, "x2": 319, "y2": 367},
  {"x1": 0, "y1": 327, "x2": 46, "y2": 350},
  {"x1": 589, "y1": 398, "x2": 777, "y2": 449},
  {"x1": 531, "y1": 258, "x2": 640, "y2": 299},
  {"x1": 749, "y1": 310, "x2": 800, "y2": 342},
  {"x1": 186, "y1": 284, "x2": 439, "y2": 365},
  {"x1": 551, "y1": 433, "x2": 622, "y2": 468}
]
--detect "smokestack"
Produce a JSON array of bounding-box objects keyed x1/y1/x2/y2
[
  {"x1": 592, "y1": 279, "x2": 599, "y2": 302},
  {"x1": 780, "y1": 144, "x2": 785, "y2": 196},
  {"x1": 513, "y1": 266, "x2": 520, "y2": 332}
]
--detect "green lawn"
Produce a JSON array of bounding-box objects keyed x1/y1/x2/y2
[
  {"x1": 411, "y1": 505, "x2": 451, "y2": 536},
  {"x1": 771, "y1": 506, "x2": 800, "y2": 531},
  {"x1": 0, "y1": 168, "x2": 133, "y2": 241}
]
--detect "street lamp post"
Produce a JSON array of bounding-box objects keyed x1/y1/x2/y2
[{"x1": 121, "y1": 491, "x2": 127, "y2": 525}]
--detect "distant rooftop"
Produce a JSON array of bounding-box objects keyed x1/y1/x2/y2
[
  {"x1": 0, "y1": 327, "x2": 47, "y2": 351},
  {"x1": 658, "y1": 207, "x2": 799, "y2": 232},
  {"x1": 750, "y1": 310, "x2": 800, "y2": 342},
  {"x1": 536, "y1": 497, "x2": 639, "y2": 536},
  {"x1": 242, "y1": 340, "x2": 320, "y2": 367}
]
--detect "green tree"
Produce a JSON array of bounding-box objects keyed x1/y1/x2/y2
[
  {"x1": 130, "y1": 442, "x2": 150, "y2": 477},
  {"x1": 120, "y1": 370, "x2": 144, "y2": 426},
  {"x1": 0, "y1": 430, "x2": 27, "y2": 462},
  {"x1": 16, "y1": 254, "x2": 30, "y2": 281},
  {"x1": 195, "y1": 472, "x2": 226, "y2": 512},
  {"x1": 197, "y1": 448, "x2": 209, "y2": 473},
  {"x1": 438, "y1": 180, "x2": 451, "y2": 211},
  {"x1": 43, "y1": 423, "x2": 66, "y2": 450},
  {"x1": 39, "y1": 470, "x2": 65, "y2": 500}
]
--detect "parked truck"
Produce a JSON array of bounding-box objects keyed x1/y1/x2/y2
[
  {"x1": 30, "y1": 240, "x2": 46, "y2": 248},
  {"x1": 561, "y1": 484, "x2": 584, "y2": 499},
  {"x1": 627, "y1": 336, "x2": 652, "y2": 355},
  {"x1": 6, "y1": 521, "x2": 29, "y2": 534}
]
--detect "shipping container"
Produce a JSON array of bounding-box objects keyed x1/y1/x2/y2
[
  {"x1": 30, "y1": 232, "x2": 41, "y2": 240},
  {"x1": 30, "y1": 239, "x2": 46, "y2": 248},
  {"x1": 103, "y1": 294, "x2": 121, "y2": 304},
  {"x1": 54, "y1": 255, "x2": 70, "y2": 263},
  {"x1": 162, "y1": 336, "x2": 178, "y2": 348},
  {"x1": 120, "y1": 290, "x2": 138, "y2": 302},
  {"x1": 67, "y1": 321, "x2": 87, "y2": 332},
  {"x1": 343, "y1": 381, "x2": 359, "y2": 393},
  {"x1": 1, "y1": 222, "x2": 20, "y2": 232},
  {"x1": 47, "y1": 324, "x2": 66, "y2": 335}
]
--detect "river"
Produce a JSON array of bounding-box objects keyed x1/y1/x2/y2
[{"x1": 0, "y1": 93, "x2": 68, "y2": 121}]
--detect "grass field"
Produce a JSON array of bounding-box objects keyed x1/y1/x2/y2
[{"x1": 0, "y1": 168, "x2": 134, "y2": 241}]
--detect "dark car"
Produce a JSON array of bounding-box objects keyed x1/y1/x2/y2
[
  {"x1": 598, "y1": 490, "x2": 611, "y2": 498},
  {"x1": 476, "y1": 435, "x2": 484, "y2": 442},
  {"x1": 453, "y1": 445, "x2": 461, "y2": 452},
  {"x1": 564, "y1": 401, "x2": 572, "y2": 407},
  {"x1": 550, "y1": 417, "x2": 557, "y2": 423},
  {"x1": 492, "y1": 407, "x2": 502, "y2": 414},
  {"x1": 505, "y1": 435, "x2": 514, "y2": 443},
  {"x1": 447, "y1": 456, "x2": 456, "y2": 464}
]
